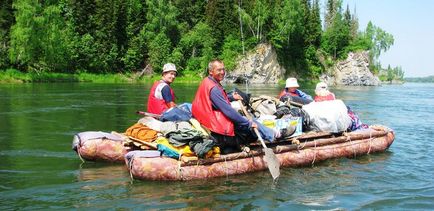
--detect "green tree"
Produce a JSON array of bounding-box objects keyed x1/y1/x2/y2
[
  {"x1": 221, "y1": 34, "x2": 243, "y2": 70},
  {"x1": 350, "y1": 5, "x2": 359, "y2": 40},
  {"x1": 175, "y1": 21, "x2": 216, "y2": 73},
  {"x1": 143, "y1": 0, "x2": 179, "y2": 73},
  {"x1": 173, "y1": 0, "x2": 206, "y2": 30},
  {"x1": 9, "y1": 0, "x2": 70, "y2": 72},
  {"x1": 267, "y1": 0, "x2": 305, "y2": 73},
  {"x1": 324, "y1": 0, "x2": 337, "y2": 30},
  {"x1": 0, "y1": 0, "x2": 14, "y2": 69},
  {"x1": 239, "y1": 0, "x2": 270, "y2": 43},
  {"x1": 205, "y1": 0, "x2": 239, "y2": 54},
  {"x1": 308, "y1": 0, "x2": 322, "y2": 48},
  {"x1": 363, "y1": 21, "x2": 394, "y2": 73},
  {"x1": 122, "y1": 0, "x2": 147, "y2": 72},
  {"x1": 321, "y1": 0, "x2": 353, "y2": 59}
]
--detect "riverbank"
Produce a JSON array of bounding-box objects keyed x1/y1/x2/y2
[{"x1": 0, "y1": 69, "x2": 203, "y2": 84}]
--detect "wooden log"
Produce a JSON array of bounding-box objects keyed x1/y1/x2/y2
[
  {"x1": 181, "y1": 129, "x2": 388, "y2": 166},
  {"x1": 249, "y1": 131, "x2": 333, "y2": 147}
]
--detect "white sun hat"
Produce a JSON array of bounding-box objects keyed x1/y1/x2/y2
[
  {"x1": 285, "y1": 77, "x2": 299, "y2": 88},
  {"x1": 162, "y1": 63, "x2": 177, "y2": 74},
  {"x1": 315, "y1": 82, "x2": 328, "y2": 91},
  {"x1": 315, "y1": 82, "x2": 330, "y2": 96}
]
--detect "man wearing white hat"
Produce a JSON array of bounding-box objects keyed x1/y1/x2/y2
[
  {"x1": 147, "y1": 63, "x2": 178, "y2": 114},
  {"x1": 278, "y1": 77, "x2": 313, "y2": 104}
]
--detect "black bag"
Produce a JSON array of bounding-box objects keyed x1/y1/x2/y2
[
  {"x1": 227, "y1": 87, "x2": 250, "y2": 107},
  {"x1": 275, "y1": 105, "x2": 291, "y2": 118}
]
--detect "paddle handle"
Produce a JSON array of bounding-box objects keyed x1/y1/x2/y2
[
  {"x1": 238, "y1": 100, "x2": 267, "y2": 148},
  {"x1": 136, "y1": 111, "x2": 161, "y2": 119}
]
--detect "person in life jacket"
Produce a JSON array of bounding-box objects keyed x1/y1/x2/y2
[
  {"x1": 314, "y1": 82, "x2": 336, "y2": 102},
  {"x1": 192, "y1": 59, "x2": 276, "y2": 154},
  {"x1": 312, "y1": 81, "x2": 368, "y2": 131},
  {"x1": 278, "y1": 77, "x2": 313, "y2": 105},
  {"x1": 147, "y1": 63, "x2": 177, "y2": 115}
]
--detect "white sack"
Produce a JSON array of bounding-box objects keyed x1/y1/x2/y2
[{"x1": 302, "y1": 100, "x2": 352, "y2": 133}]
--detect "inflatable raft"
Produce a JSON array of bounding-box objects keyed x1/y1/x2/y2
[
  {"x1": 72, "y1": 131, "x2": 131, "y2": 163},
  {"x1": 124, "y1": 125, "x2": 394, "y2": 181}
]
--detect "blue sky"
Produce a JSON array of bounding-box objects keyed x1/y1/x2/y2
[{"x1": 335, "y1": 0, "x2": 434, "y2": 77}]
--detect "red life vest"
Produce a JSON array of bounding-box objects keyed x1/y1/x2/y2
[
  {"x1": 314, "y1": 93, "x2": 336, "y2": 102},
  {"x1": 192, "y1": 77, "x2": 235, "y2": 136},
  {"x1": 278, "y1": 89, "x2": 299, "y2": 99},
  {"x1": 147, "y1": 80, "x2": 175, "y2": 115}
]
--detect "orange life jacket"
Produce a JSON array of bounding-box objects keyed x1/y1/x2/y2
[
  {"x1": 147, "y1": 81, "x2": 175, "y2": 115},
  {"x1": 192, "y1": 77, "x2": 235, "y2": 136}
]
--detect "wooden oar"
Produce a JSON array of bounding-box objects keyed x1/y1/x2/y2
[
  {"x1": 238, "y1": 100, "x2": 280, "y2": 180},
  {"x1": 136, "y1": 111, "x2": 162, "y2": 119},
  {"x1": 286, "y1": 100, "x2": 303, "y2": 108}
]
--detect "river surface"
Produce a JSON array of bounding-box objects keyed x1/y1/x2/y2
[{"x1": 1, "y1": 82, "x2": 433, "y2": 210}]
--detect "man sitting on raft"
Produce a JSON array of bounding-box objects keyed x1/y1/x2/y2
[
  {"x1": 192, "y1": 59, "x2": 283, "y2": 154},
  {"x1": 147, "y1": 63, "x2": 178, "y2": 115}
]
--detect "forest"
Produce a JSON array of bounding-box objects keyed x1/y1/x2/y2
[{"x1": 0, "y1": 0, "x2": 399, "y2": 80}]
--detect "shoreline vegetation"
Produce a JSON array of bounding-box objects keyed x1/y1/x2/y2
[
  {"x1": 1, "y1": 68, "x2": 412, "y2": 84},
  {"x1": 1, "y1": 0, "x2": 401, "y2": 84},
  {"x1": 0, "y1": 68, "x2": 204, "y2": 84}
]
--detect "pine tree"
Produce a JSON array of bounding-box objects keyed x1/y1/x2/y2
[
  {"x1": 143, "y1": 0, "x2": 179, "y2": 72},
  {"x1": 310, "y1": 0, "x2": 322, "y2": 48},
  {"x1": 205, "y1": 0, "x2": 239, "y2": 54},
  {"x1": 350, "y1": 5, "x2": 359, "y2": 40},
  {"x1": 324, "y1": 0, "x2": 336, "y2": 29},
  {"x1": 122, "y1": 0, "x2": 148, "y2": 71},
  {"x1": 173, "y1": 0, "x2": 206, "y2": 30},
  {"x1": 0, "y1": 0, "x2": 14, "y2": 69}
]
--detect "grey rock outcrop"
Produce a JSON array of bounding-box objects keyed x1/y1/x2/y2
[
  {"x1": 224, "y1": 43, "x2": 285, "y2": 84},
  {"x1": 332, "y1": 51, "x2": 381, "y2": 86}
]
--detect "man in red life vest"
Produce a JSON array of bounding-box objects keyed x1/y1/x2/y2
[
  {"x1": 314, "y1": 82, "x2": 336, "y2": 102},
  {"x1": 278, "y1": 77, "x2": 313, "y2": 105},
  {"x1": 147, "y1": 63, "x2": 177, "y2": 115},
  {"x1": 192, "y1": 59, "x2": 276, "y2": 154}
]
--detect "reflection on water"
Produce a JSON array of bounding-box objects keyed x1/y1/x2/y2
[
  {"x1": 78, "y1": 164, "x2": 128, "y2": 181},
  {"x1": 1, "y1": 83, "x2": 434, "y2": 209}
]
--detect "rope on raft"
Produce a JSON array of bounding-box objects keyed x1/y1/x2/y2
[
  {"x1": 77, "y1": 149, "x2": 86, "y2": 164},
  {"x1": 311, "y1": 139, "x2": 317, "y2": 165},
  {"x1": 177, "y1": 152, "x2": 183, "y2": 180},
  {"x1": 367, "y1": 129, "x2": 373, "y2": 154},
  {"x1": 128, "y1": 155, "x2": 135, "y2": 184},
  {"x1": 343, "y1": 132, "x2": 356, "y2": 158},
  {"x1": 224, "y1": 156, "x2": 228, "y2": 178},
  {"x1": 76, "y1": 134, "x2": 86, "y2": 164}
]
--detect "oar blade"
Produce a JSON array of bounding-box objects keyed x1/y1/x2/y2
[{"x1": 264, "y1": 148, "x2": 280, "y2": 180}]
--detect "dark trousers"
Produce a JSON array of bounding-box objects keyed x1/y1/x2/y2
[{"x1": 210, "y1": 125, "x2": 257, "y2": 154}]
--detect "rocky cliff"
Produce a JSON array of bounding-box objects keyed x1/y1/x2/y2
[
  {"x1": 224, "y1": 43, "x2": 285, "y2": 84},
  {"x1": 326, "y1": 51, "x2": 381, "y2": 86},
  {"x1": 225, "y1": 43, "x2": 380, "y2": 86}
]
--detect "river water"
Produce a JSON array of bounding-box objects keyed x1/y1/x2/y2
[{"x1": 0, "y1": 82, "x2": 433, "y2": 210}]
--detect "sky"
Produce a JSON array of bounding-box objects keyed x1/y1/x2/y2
[{"x1": 334, "y1": 0, "x2": 434, "y2": 77}]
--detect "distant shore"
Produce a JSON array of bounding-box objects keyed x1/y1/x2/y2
[
  {"x1": 404, "y1": 76, "x2": 434, "y2": 83},
  {"x1": 0, "y1": 69, "x2": 202, "y2": 84}
]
